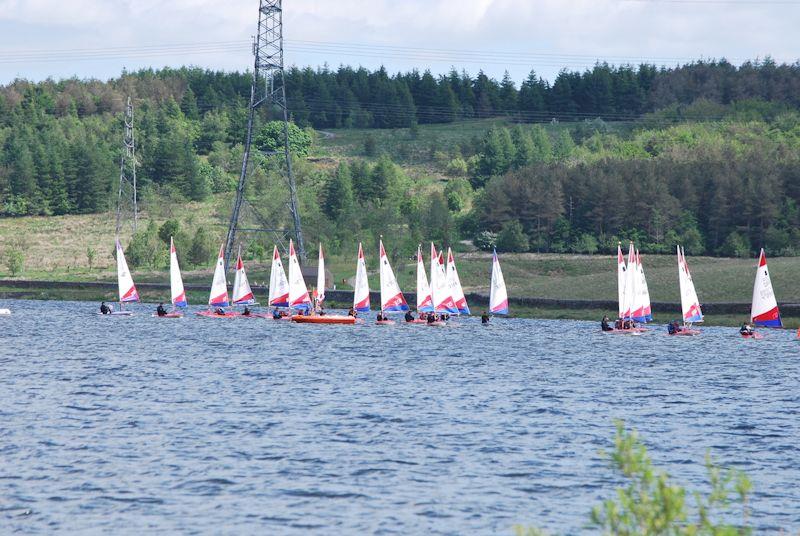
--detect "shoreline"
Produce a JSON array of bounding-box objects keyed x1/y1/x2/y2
[{"x1": 2, "y1": 279, "x2": 798, "y2": 328}]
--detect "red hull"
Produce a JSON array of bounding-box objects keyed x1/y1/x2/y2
[
  {"x1": 741, "y1": 332, "x2": 764, "y2": 339},
  {"x1": 153, "y1": 312, "x2": 183, "y2": 318},
  {"x1": 292, "y1": 315, "x2": 356, "y2": 325},
  {"x1": 669, "y1": 329, "x2": 701, "y2": 336},
  {"x1": 376, "y1": 320, "x2": 396, "y2": 325},
  {"x1": 195, "y1": 310, "x2": 242, "y2": 318}
]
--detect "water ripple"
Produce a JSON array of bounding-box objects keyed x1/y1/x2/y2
[{"x1": 0, "y1": 299, "x2": 798, "y2": 533}]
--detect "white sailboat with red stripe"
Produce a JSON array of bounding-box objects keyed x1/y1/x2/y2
[
  {"x1": 288, "y1": 239, "x2": 312, "y2": 312},
  {"x1": 616, "y1": 243, "x2": 627, "y2": 320},
  {"x1": 489, "y1": 248, "x2": 508, "y2": 315},
  {"x1": 751, "y1": 248, "x2": 782, "y2": 328},
  {"x1": 170, "y1": 237, "x2": 187, "y2": 310},
  {"x1": 197, "y1": 244, "x2": 239, "y2": 318},
  {"x1": 232, "y1": 249, "x2": 256, "y2": 306},
  {"x1": 110, "y1": 238, "x2": 138, "y2": 316},
  {"x1": 268, "y1": 245, "x2": 290, "y2": 309},
  {"x1": 430, "y1": 243, "x2": 457, "y2": 314},
  {"x1": 446, "y1": 247, "x2": 470, "y2": 315},
  {"x1": 378, "y1": 239, "x2": 408, "y2": 316},
  {"x1": 674, "y1": 245, "x2": 702, "y2": 335},
  {"x1": 632, "y1": 250, "x2": 652, "y2": 323},
  {"x1": 154, "y1": 237, "x2": 186, "y2": 318},
  {"x1": 416, "y1": 244, "x2": 433, "y2": 314},
  {"x1": 353, "y1": 242, "x2": 370, "y2": 312}
]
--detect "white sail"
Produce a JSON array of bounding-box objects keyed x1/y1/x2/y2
[
  {"x1": 430, "y1": 244, "x2": 457, "y2": 313},
  {"x1": 416, "y1": 245, "x2": 433, "y2": 313},
  {"x1": 208, "y1": 244, "x2": 229, "y2": 307},
  {"x1": 751, "y1": 248, "x2": 781, "y2": 327},
  {"x1": 617, "y1": 243, "x2": 626, "y2": 319},
  {"x1": 353, "y1": 242, "x2": 370, "y2": 312},
  {"x1": 379, "y1": 239, "x2": 408, "y2": 312},
  {"x1": 632, "y1": 250, "x2": 652, "y2": 322},
  {"x1": 489, "y1": 248, "x2": 508, "y2": 315},
  {"x1": 446, "y1": 248, "x2": 470, "y2": 315},
  {"x1": 232, "y1": 249, "x2": 255, "y2": 305},
  {"x1": 268, "y1": 245, "x2": 289, "y2": 307},
  {"x1": 169, "y1": 237, "x2": 186, "y2": 308},
  {"x1": 287, "y1": 239, "x2": 311, "y2": 311},
  {"x1": 677, "y1": 246, "x2": 703, "y2": 323},
  {"x1": 116, "y1": 238, "x2": 139, "y2": 303},
  {"x1": 316, "y1": 243, "x2": 326, "y2": 305},
  {"x1": 622, "y1": 242, "x2": 636, "y2": 320}
]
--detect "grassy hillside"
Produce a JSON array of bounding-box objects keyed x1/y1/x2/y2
[{"x1": 1, "y1": 201, "x2": 797, "y2": 306}]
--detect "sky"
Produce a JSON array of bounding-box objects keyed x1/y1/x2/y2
[{"x1": 0, "y1": 0, "x2": 798, "y2": 85}]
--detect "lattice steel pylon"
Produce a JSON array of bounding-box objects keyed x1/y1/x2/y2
[
  {"x1": 115, "y1": 97, "x2": 138, "y2": 238},
  {"x1": 224, "y1": 0, "x2": 305, "y2": 270}
]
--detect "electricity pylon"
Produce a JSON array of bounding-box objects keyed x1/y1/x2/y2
[{"x1": 224, "y1": 0, "x2": 305, "y2": 270}]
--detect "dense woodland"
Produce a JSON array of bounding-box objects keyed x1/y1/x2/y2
[{"x1": 2, "y1": 59, "x2": 800, "y2": 265}]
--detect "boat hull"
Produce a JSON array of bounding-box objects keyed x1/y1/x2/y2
[
  {"x1": 376, "y1": 320, "x2": 396, "y2": 325},
  {"x1": 98, "y1": 311, "x2": 133, "y2": 316},
  {"x1": 741, "y1": 332, "x2": 764, "y2": 339},
  {"x1": 292, "y1": 315, "x2": 356, "y2": 325},
  {"x1": 195, "y1": 310, "x2": 242, "y2": 318},
  {"x1": 406, "y1": 319, "x2": 428, "y2": 324},
  {"x1": 669, "y1": 329, "x2": 701, "y2": 336},
  {"x1": 153, "y1": 312, "x2": 184, "y2": 318}
]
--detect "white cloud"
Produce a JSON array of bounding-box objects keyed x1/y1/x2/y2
[{"x1": 0, "y1": 0, "x2": 797, "y2": 83}]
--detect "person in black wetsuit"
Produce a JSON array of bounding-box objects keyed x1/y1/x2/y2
[
  {"x1": 100, "y1": 302, "x2": 110, "y2": 315},
  {"x1": 376, "y1": 312, "x2": 384, "y2": 322},
  {"x1": 427, "y1": 314, "x2": 436, "y2": 324},
  {"x1": 601, "y1": 315, "x2": 613, "y2": 331},
  {"x1": 215, "y1": 307, "x2": 225, "y2": 316},
  {"x1": 405, "y1": 310, "x2": 414, "y2": 322},
  {"x1": 156, "y1": 303, "x2": 167, "y2": 317},
  {"x1": 740, "y1": 322, "x2": 754, "y2": 336},
  {"x1": 348, "y1": 307, "x2": 357, "y2": 317},
  {"x1": 481, "y1": 311, "x2": 490, "y2": 324},
  {"x1": 243, "y1": 306, "x2": 251, "y2": 316},
  {"x1": 272, "y1": 309, "x2": 282, "y2": 320}
]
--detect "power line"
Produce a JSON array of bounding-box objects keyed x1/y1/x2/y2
[{"x1": 0, "y1": 38, "x2": 795, "y2": 69}]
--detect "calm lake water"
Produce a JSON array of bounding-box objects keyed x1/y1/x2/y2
[{"x1": 0, "y1": 299, "x2": 798, "y2": 534}]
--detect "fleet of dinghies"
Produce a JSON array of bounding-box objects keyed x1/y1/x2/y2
[
  {"x1": 103, "y1": 236, "x2": 510, "y2": 325},
  {"x1": 606, "y1": 241, "x2": 785, "y2": 338},
  {"x1": 92, "y1": 234, "x2": 790, "y2": 337}
]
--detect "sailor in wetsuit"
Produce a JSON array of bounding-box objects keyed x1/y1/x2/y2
[
  {"x1": 601, "y1": 315, "x2": 613, "y2": 331},
  {"x1": 156, "y1": 303, "x2": 167, "y2": 317},
  {"x1": 481, "y1": 311, "x2": 490, "y2": 324},
  {"x1": 404, "y1": 310, "x2": 415, "y2": 322},
  {"x1": 100, "y1": 302, "x2": 111, "y2": 315}
]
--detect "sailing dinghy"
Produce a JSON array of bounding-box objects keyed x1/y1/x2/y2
[
  {"x1": 751, "y1": 248, "x2": 782, "y2": 329},
  {"x1": 489, "y1": 248, "x2": 508, "y2": 316},
  {"x1": 353, "y1": 242, "x2": 370, "y2": 313},
  {"x1": 673, "y1": 246, "x2": 702, "y2": 336},
  {"x1": 105, "y1": 238, "x2": 138, "y2": 316},
  {"x1": 156, "y1": 237, "x2": 186, "y2": 317},
  {"x1": 429, "y1": 244, "x2": 457, "y2": 324},
  {"x1": 446, "y1": 247, "x2": 470, "y2": 315},
  {"x1": 606, "y1": 242, "x2": 645, "y2": 334},
  {"x1": 294, "y1": 240, "x2": 356, "y2": 325},
  {"x1": 233, "y1": 248, "x2": 269, "y2": 318},
  {"x1": 196, "y1": 245, "x2": 240, "y2": 318},
  {"x1": 376, "y1": 239, "x2": 409, "y2": 324},
  {"x1": 268, "y1": 245, "x2": 291, "y2": 319},
  {"x1": 407, "y1": 244, "x2": 434, "y2": 323}
]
